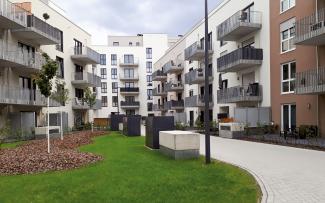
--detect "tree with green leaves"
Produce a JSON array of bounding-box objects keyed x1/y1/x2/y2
[
  {"x1": 84, "y1": 87, "x2": 97, "y2": 132},
  {"x1": 51, "y1": 79, "x2": 70, "y2": 140},
  {"x1": 34, "y1": 53, "x2": 58, "y2": 153}
]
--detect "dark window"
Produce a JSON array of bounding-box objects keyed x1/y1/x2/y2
[
  {"x1": 146, "y1": 48, "x2": 152, "y2": 59},
  {"x1": 56, "y1": 30, "x2": 64, "y2": 52},
  {"x1": 147, "y1": 102, "x2": 153, "y2": 111},
  {"x1": 112, "y1": 96, "x2": 118, "y2": 107},
  {"x1": 146, "y1": 61, "x2": 152, "y2": 73},
  {"x1": 112, "y1": 82, "x2": 118, "y2": 93},
  {"x1": 101, "y1": 96, "x2": 108, "y2": 107},
  {"x1": 111, "y1": 68, "x2": 117, "y2": 79},
  {"x1": 101, "y1": 82, "x2": 107, "y2": 93},
  {"x1": 111, "y1": 54, "x2": 117, "y2": 66},
  {"x1": 56, "y1": 56, "x2": 64, "y2": 78},
  {"x1": 100, "y1": 54, "x2": 106, "y2": 65},
  {"x1": 100, "y1": 68, "x2": 107, "y2": 79},
  {"x1": 74, "y1": 39, "x2": 83, "y2": 55},
  {"x1": 147, "y1": 89, "x2": 153, "y2": 100}
]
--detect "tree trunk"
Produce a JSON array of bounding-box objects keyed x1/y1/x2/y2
[
  {"x1": 47, "y1": 97, "x2": 50, "y2": 153},
  {"x1": 60, "y1": 111, "x2": 63, "y2": 140}
]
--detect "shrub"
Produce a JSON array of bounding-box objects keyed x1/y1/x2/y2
[{"x1": 175, "y1": 122, "x2": 187, "y2": 131}]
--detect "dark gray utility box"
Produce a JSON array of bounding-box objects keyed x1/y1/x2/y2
[
  {"x1": 123, "y1": 115, "x2": 141, "y2": 137},
  {"x1": 111, "y1": 114, "x2": 125, "y2": 131},
  {"x1": 145, "y1": 116, "x2": 175, "y2": 149}
]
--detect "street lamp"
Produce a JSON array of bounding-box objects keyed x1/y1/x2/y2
[{"x1": 204, "y1": 0, "x2": 211, "y2": 164}]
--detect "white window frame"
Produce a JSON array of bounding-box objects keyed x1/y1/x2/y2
[
  {"x1": 281, "y1": 61, "x2": 296, "y2": 94},
  {"x1": 281, "y1": 25, "x2": 296, "y2": 54},
  {"x1": 280, "y1": 0, "x2": 295, "y2": 13},
  {"x1": 281, "y1": 104, "x2": 296, "y2": 131}
]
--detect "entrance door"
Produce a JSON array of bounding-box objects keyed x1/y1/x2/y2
[{"x1": 281, "y1": 104, "x2": 296, "y2": 131}]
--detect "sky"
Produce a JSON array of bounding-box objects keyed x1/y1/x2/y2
[{"x1": 52, "y1": 0, "x2": 224, "y2": 45}]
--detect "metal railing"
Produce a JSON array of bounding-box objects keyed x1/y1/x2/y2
[
  {"x1": 295, "y1": 8, "x2": 325, "y2": 44},
  {"x1": 120, "y1": 101, "x2": 140, "y2": 107},
  {"x1": 296, "y1": 68, "x2": 325, "y2": 94},
  {"x1": 119, "y1": 56, "x2": 139, "y2": 66},
  {"x1": 217, "y1": 47, "x2": 263, "y2": 72},
  {"x1": 0, "y1": 40, "x2": 45, "y2": 70},
  {"x1": 120, "y1": 87, "x2": 139, "y2": 93},
  {"x1": 165, "y1": 100, "x2": 184, "y2": 110},
  {"x1": 165, "y1": 81, "x2": 184, "y2": 92},
  {"x1": 185, "y1": 41, "x2": 213, "y2": 60},
  {"x1": 153, "y1": 87, "x2": 167, "y2": 96},
  {"x1": 153, "y1": 104, "x2": 166, "y2": 111},
  {"x1": 72, "y1": 98, "x2": 89, "y2": 109},
  {"x1": 217, "y1": 10, "x2": 262, "y2": 40},
  {"x1": 217, "y1": 84, "x2": 262, "y2": 104},
  {"x1": 27, "y1": 15, "x2": 61, "y2": 43},
  {"x1": 73, "y1": 46, "x2": 101, "y2": 64},
  {"x1": 72, "y1": 72, "x2": 101, "y2": 87},
  {"x1": 185, "y1": 95, "x2": 213, "y2": 107},
  {"x1": 119, "y1": 73, "x2": 139, "y2": 80},
  {"x1": 152, "y1": 70, "x2": 167, "y2": 80},
  {"x1": 185, "y1": 68, "x2": 212, "y2": 85},
  {"x1": 163, "y1": 60, "x2": 184, "y2": 73},
  {"x1": 0, "y1": 0, "x2": 27, "y2": 27},
  {"x1": 0, "y1": 86, "x2": 47, "y2": 106}
]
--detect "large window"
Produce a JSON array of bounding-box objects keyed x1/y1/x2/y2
[
  {"x1": 281, "y1": 0, "x2": 295, "y2": 13},
  {"x1": 281, "y1": 104, "x2": 296, "y2": 131},
  {"x1": 56, "y1": 56, "x2": 64, "y2": 78},
  {"x1": 147, "y1": 89, "x2": 153, "y2": 100},
  {"x1": 125, "y1": 82, "x2": 135, "y2": 88},
  {"x1": 146, "y1": 61, "x2": 152, "y2": 73},
  {"x1": 147, "y1": 75, "x2": 152, "y2": 86},
  {"x1": 146, "y1": 48, "x2": 152, "y2": 59},
  {"x1": 281, "y1": 20, "x2": 295, "y2": 53},
  {"x1": 101, "y1": 96, "x2": 108, "y2": 107},
  {"x1": 112, "y1": 96, "x2": 118, "y2": 107},
  {"x1": 124, "y1": 55, "x2": 134, "y2": 63},
  {"x1": 100, "y1": 54, "x2": 106, "y2": 65},
  {"x1": 101, "y1": 82, "x2": 107, "y2": 93},
  {"x1": 111, "y1": 68, "x2": 117, "y2": 79},
  {"x1": 100, "y1": 68, "x2": 107, "y2": 79},
  {"x1": 112, "y1": 82, "x2": 118, "y2": 93},
  {"x1": 124, "y1": 68, "x2": 134, "y2": 78},
  {"x1": 111, "y1": 54, "x2": 117, "y2": 66},
  {"x1": 281, "y1": 61, "x2": 296, "y2": 94}
]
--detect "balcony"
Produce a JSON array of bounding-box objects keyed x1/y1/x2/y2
[
  {"x1": 217, "y1": 47, "x2": 263, "y2": 73},
  {"x1": 295, "y1": 8, "x2": 325, "y2": 45},
  {"x1": 165, "y1": 100, "x2": 185, "y2": 110},
  {"x1": 153, "y1": 104, "x2": 167, "y2": 112},
  {"x1": 120, "y1": 101, "x2": 140, "y2": 109},
  {"x1": 0, "y1": 41, "x2": 45, "y2": 73},
  {"x1": 153, "y1": 87, "x2": 167, "y2": 96},
  {"x1": 13, "y1": 15, "x2": 61, "y2": 45},
  {"x1": 119, "y1": 57, "x2": 139, "y2": 67},
  {"x1": 119, "y1": 73, "x2": 139, "y2": 81},
  {"x1": 71, "y1": 46, "x2": 101, "y2": 65},
  {"x1": 185, "y1": 95, "x2": 213, "y2": 108},
  {"x1": 184, "y1": 41, "x2": 213, "y2": 61},
  {"x1": 217, "y1": 10, "x2": 262, "y2": 41},
  {"x1": 185, "y1": 68, "x2": 213, "y2": 85},
  {"x1": 217, "y1": 84, "x2": 262, "y2": 104},
  {"x1": 71, "y1": 72, "x2": 101, "y2": 88},
  {"x1": 72, "y1": 98, "x2": 89, "y2": 110},
  {"x1": 165, "y1": 81, "x2": 184, "y2": 92},
  {"x1": 163, "y1": 60, "x2": 184, "y2": 74},
  {"x1": 296, "y1": 68, "x2": 325, "y2": 94},
  {"x1": 120, "y1": 87, "x2": 139, "y2": 95},
  {"x1": 152, "y1": 70, "x2": 167, "y2": 81},
  {"x1": 0, "y1": 0, "x2": 27, "y2": 29}
]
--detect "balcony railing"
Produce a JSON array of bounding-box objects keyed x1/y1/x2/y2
[
  {"x1": 163, "y1": 60, "x2": 184, "y2": 74},
  {"x1": 71, "y1": 72, "x2": 101, "y2": 87},
  {"x1": 184, "y1": 41, "x2": 213, "y2": 61},
  {"x1": 119, "y1": 57, "x2": 139, "y2": 67},
  {"x1": 152, "y1": 70, "x2": 167, "y2": 81},
  {"x1": 217, "y1": 84, "x2": 262, "y2": 104},
  {"x1": 165, "y1": 100, "x2": 185, "y2": 110},
  {"x1": 153, "y1": 104, "x2": 167, "y2": 112},
  {"x1": 0, "y1": 40, "x2": 45, "y2": 71},
  {"x1": 217, "y1": 10, "x2": 262, "y2": 41},
  {"x1": 0, "y1": 0, "x2": 27, "y2": 29},
  {"x1": 153, "y1": 87, "x2": 167, "y2": 96},
  {"x1": 120, "y1": 87, "x2": 140, "y2": 94},
  {"x1": 185, "y1": 68, "x2": 213, "y2": 85},
  {"x1": 217, "y1": 47, "x2": 263, "y2": 73},
  {"x1": 119, "y1": 73, "x2": 139, "y2": 81},
  {"x1": 185, "y1": 95, "x2": 213, "y2": 108},
  {"x1": 71, "y1": 46, "x2": 101, "y2": 64},
  {"x1": 296, "y1": 68, "x2": 325, "y2": 94},
  {"x1": 72, "y1": 98, "x2": 89, "y2": 110},
  {"x1": 295, "y1": 8, "x2": 325, "y2": 45},
  {"x1": 120, "y1": 101, "x2": 140, "y2": 109},
  {"x1": 165, "y1": 81, "x2": 184, "y2": 92}
]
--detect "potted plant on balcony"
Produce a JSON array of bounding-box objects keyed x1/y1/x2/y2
[
  {"x1": 34, "y1": 53, "x2": 58, "y2": 153},
  {"x1": 84, "y1": 87, "x2": 97, "y2": 132}
]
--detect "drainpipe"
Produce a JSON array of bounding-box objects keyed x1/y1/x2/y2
[{"x1": 316, "y1": 0, "x2": 320, "y2": 135}]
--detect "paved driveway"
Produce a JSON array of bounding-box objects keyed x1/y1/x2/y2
[{"x1": 199, "y1": 135, "x2": 325, "y2": 203}]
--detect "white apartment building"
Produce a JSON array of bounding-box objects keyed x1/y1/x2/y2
[
  {"x1": 92, "y1": 34, "x2": 177, "y2": 119},
  {"x1": 153, "y1": 0, "x2": 271, "y2": 127},
  {"x1": 0, "y1": 0, "x2": 101, "y2": 135}
]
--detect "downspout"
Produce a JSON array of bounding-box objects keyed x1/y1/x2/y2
[{"x1": 316, "y1": 0, "x2": 320, "y2": 135}]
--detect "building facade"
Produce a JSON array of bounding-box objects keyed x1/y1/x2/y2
[{"x1": 92, "y1": 34, "x2": 177, "y2": 119}]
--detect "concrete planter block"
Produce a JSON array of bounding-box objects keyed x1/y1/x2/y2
[
  {"x1": 159, "y1": 131, "x2": 200, "y2": 160},
  {"x1": 219, "y1": 123, "x2": 245, "y2": 139}
]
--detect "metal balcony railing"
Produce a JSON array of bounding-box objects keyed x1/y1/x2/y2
[
  {"x1": 217, "y1": 84, "x2": 262, "y2": 104},
  {"x1": 120, "y1": 101, "x2": 140, "y2": 108},
  {"x1": 295, "y1": 8, "x2": 325, "y2": 45},
  {"x1": 217, "y1": 10, "x2": 262, "y2": 41},
  {"x1": 185, "y1": 68, "x2": 213, "y2": 85},
  {"x1": 165, "y1": 81, "x2": 184, "y2": 92},
  {"x1": 153, "y1": 87, "x2": 167, "y2": 96},
  {"x1": 72, "y1": 72, "x2": 101, "y2": 87},
  {"x1": 163, "y1": 60, "x2": 184, "y2": 74},
  {"x1": 185, "y1": 95, "x2": 213, "y2": 107},
  {"x1": 184, "y1": 41, "x2": 213, "y2": 61},
  {"x1": 165, "y1": 100, "x2": 184, "y2": 110},
  {"x1": 153, "y1": 104, "x2": 166, "y2": 111},
  {"x1": 72, "y1": 46, "x2": 101, "y2": 64},
  {"x1": 72, "y1": 98, "x2": 89, "y2": 110},
  {"x1": 119, "y1": 73, "x2": 139, "y2": 80},
  {"x1": 217, "y1": 47, "x2": 263, "y2": 72},
  {"x1": 120, "y1": 87, "x2": 140, "y2": 93},
  {"x1": 119, "y1": 56, "x2": 139, "y2": 66},
  {"x1": 296, "y1": 68, "x2": 325, "y2": 94},
  {"x1": 152, "y1": 70, "x2": 167, "y2": 81},
  {"x1": 0, "y1": 0, "x2": 27, "y2": 28}
]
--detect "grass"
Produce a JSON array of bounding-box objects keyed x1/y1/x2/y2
[
  {"x1": 0, "y1": 141, "x2": 24, "y2": 149},
  {"x1": 0, "y1": 132, "x2": 260, "y2": 203}
]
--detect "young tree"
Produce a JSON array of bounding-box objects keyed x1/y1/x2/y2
[
  {"x1": 84, "y1": 87, "x2": 97, "y2": 132},
  {"x1": 51, "y1": 79, "x2": 70, "y2": 140},
  {"x1": 34, "y1": 53, "x2": 58, "y2": 153}
]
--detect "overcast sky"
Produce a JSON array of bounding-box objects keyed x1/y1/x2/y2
[{"x1": 52, "y1": 0, "x2": 223, "y2": 45}]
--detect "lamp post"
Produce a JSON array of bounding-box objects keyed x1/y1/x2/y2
[{"x1": 204, "y1": 0, "x2": 211, "y2": 164}]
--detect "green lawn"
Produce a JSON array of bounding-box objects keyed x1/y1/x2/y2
[
  {"x1": 1, "y1": 141, "x2": 24, "y2": 149},
  {"x1": 0, "y1": 132, "x2": 260, "y2": 203}
]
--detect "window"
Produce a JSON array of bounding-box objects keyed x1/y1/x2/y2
[
  {"x1": 147, "y1": 75, "x2": 152, "y2": 86},
  {"x1": 55, "y1": 30, "x2": 63, "y2": 52},
  {"x1": 146, "y1": 48, "x2": 152, "y2": 59},
  {"x1": 147, "y1": 102, "x2": 153, "y2": 111},
  {"x1": 281, "y1": 20, "x2": 295, "y2": 53},
  {"x1": 136, "y1": 42, "x2": 140, "y2": 46},
  {"x1": 281, "y1": 61, "x2": 296, "y2": 94},
  {"x1": 125, "y1": 82, "x2": 135, "y2": 88},
  {"x1": 281, "y1": 104, "x2": 296, "y2": 131},
  {"x1": 111, "y1": 54, "x2": 117, "y2": 66},
  {"x1": 129, "y1": 42, "x2": 133, "y2": 46},
  {"x1": 100, "y1": 68, "x2": 107, "y2": 79},
  {"x1": 101, "y1": 82, "x2": 107, "y2": 93},
  {"x1": 112, "y1": 96, "x2": 118, "y2": 107},
  {"x1": 101, "y1": 96, "x2": 108, "y2": 107},
  {"x1": 147, "y1": 89, "x2": 153, "y2": 100},
  {"x1": 124, "y1": 68, "x2": 134, "y2": 78},
  {"x1": 74, "y1": 39, "x2": 82, "y2": 55},
  {"x1": 111, "y1": 68, "x2": 117, "y2": 79},
  {"x1": 281, "y1": 0, "x2": 295, "y2": 13},
  {"x1": 100, "y1": 54, "x2": 106, "y2": 65},
  {"x1": 113, "y1": 42, "x2": 119, "y2": 46},
  {"x1": 56, "y1": 57, "x2": 64, "y2": 78},
  {"x1": 189, "y1": 90, "x2": 194, "y2": 97},
  {"x1": 123, "y1": 55, "x2": 134, "y2": 64},
  {"x1": 112, "y1": 82, "x2": 118, "y2": 93},
  {"x1": 146, "y1": 61, "x2": 152, "y2": 73}
]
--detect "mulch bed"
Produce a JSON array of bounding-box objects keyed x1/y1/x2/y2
[{"x1": 0, "y1": 131, "x2": 107, "y2": 175}]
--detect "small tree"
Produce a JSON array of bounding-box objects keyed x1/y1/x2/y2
[
  {"x1": 34, "y1": 53, "x2": 58, "y2": 153},
  {"x1": 51, "y1": 79, "x2": 70, "y2": 140},
  {"x1": 84, "y1": 87, "x2": 97, "y2": 132},
  {"x1": 0, "y1": 120, "x2": 11, "y2": 150}
]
